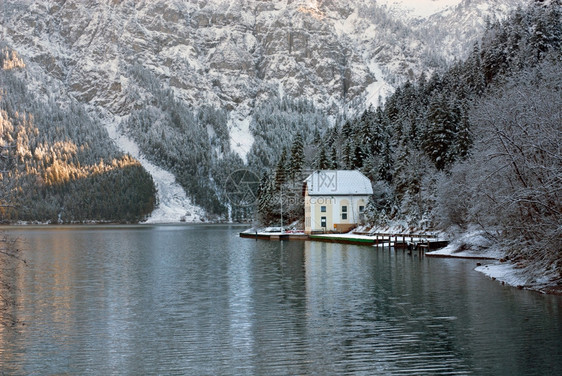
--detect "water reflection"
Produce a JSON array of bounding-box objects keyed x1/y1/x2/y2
[{"x1": 0, "y1": 225, "x2": 560, "y2": 375}]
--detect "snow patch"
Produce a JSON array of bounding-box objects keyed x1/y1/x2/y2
[
  {"x1": 377, "y1": 0, "x2": 463, "y2": 19},
  {"x1": 228, "y1": 111, "x2": 254, "y2": 161},
  {"x1": 475, "y1": 261, "x2": 559, "y2": 293},
  {"x1": 332, "y1": 8, "x2": 361, "y2": 36},
  {"x1": 365, "y1": 62, "x2": 395, "y2": 108},
  {"x1": 426, "y1": 230, "x2": 503, "y2": 259},
  {"x1": 475, "y1": 263, "x2": 529, "y2": 288}
]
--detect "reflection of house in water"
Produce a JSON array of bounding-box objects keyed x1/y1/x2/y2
[{"x1": 304, "y1": 170, "x2": 373, "y2": 234}]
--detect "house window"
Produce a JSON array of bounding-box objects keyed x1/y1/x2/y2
[
  {"x1": 342, "y1": 205, "x2": 347, "y2": 220},
  {"x1": 321, "y1": 205, "x2": 326, "y2": 213},
  {"x1": 359, "y1": 205, "x2": 365, "y2": 213},
  {"x1": 321, "y1": 216, "x2": 327, "y2": 228}
]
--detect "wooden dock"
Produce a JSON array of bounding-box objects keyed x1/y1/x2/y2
[
  {"x1": 309, "y1": 234, "x2": 379, "y2": 245},
  {"x1": 309, "y1": 234, "x2": 448, "y2": 250},
  {"x1": 240, "y1": 231, "x2": 448, "y2": 251},
  {"x1": 239, "y1": 232, "x2": 309, "y2": 241}
]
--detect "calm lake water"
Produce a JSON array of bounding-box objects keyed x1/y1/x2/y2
[{"x1": 0, "y1": 224, "x2": 561, "y2": 375}]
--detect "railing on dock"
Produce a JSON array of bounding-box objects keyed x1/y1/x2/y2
[
  {"x1": 368, "y1": 233, "x2": 440, "y2": 251},
  {"x1": 240, "y1": 231, "x2": 448, "y2": 251}
]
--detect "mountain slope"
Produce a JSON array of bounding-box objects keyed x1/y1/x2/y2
[
  {"x1": 2, "y1": 0, "x2": 527, "y2": 114},
  {"x1": 0, "y1": 0, "x2": 528, "y2": 220},
  {"x1": 0, "y1": 49, "x2": 156, "y2": 223}
]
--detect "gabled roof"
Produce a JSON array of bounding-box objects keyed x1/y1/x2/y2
[{"x1": 304, "y1": 170, "x2": 373, "y2": 196}]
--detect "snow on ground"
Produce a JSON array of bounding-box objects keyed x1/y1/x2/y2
[
  {"x1": 475, "y1": 262, "x2": 561, "y2": 294},
  {"x1": 426, "y1": 230, "x2": 503, "y2": 259},
  {"x1": 376, "y1": 0, "x2": 463, "y2": 19},
  {"x1": 355, "y1": 221, "x2": 443, "y2": 237},
  {"x1": 228, "y1": 110, "x2": 254, "y2": 161},
  {"x1": 475, "y1": 263, "x2": 529, "y2": 288},
  {"x1": 365, "y1": 62, "x2": 395, "y2": 108},
  {"x1": 427, "y1": 246, "x2": 502, "y2": 259},
  {"x1": 332, "y1": 6, "x2": 361, "y2": 36},
  {"x1": 105, "y1": 118, "x2": 204, "y2": 223},
  {"x1": 426, "y1": 229, "x2": 561, "y2": 293}
]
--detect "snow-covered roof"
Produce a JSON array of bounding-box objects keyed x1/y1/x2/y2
[{"x1": 304, "y1": 170, "x2": 373, "y2": 196}]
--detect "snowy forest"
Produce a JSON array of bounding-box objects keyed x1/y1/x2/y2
[
  {"x1": 257, "y1": 1, "x2": 561, "y2": 274},
  {"x1": 0, "y1": 50, "x2": 156, "y2": 223},
  {"x1": 120, "y1": 66, "x2": 336, "y2": 220},
  {"x1": 120, "y1": 65, "x2": 248, "y2": 219}
]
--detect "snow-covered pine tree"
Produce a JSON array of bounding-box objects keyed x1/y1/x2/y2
[
  {"x1": 351, "y1": 144, "x2": 365, "y2": 169},
  {"x1": 288, "y1": 133, "x2": 304, "y2": 181},
  {"x1": 342, "y1": 140, "x2": 353, "y2": 169},
  {"x1": 423, "y1": 93, "x2": 458, "y2": 170},
  {"x1": 274, "y1": 148, "x2": 288, "y2": 190},
  {"x1": 454, "y1": 105, "x2": 472, "y2": 160},
  {"x1": 316, "y1": 145, "x2": 330, "y2": 170},
  {"x1": 330, "y1": 146, "x2": 339, "y2": 169}
]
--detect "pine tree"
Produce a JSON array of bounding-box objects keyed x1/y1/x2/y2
[
  {"x1": 330, "y1": 146, "x2": 339, "y2": 169},
  {"x1": 359, "y1": 107, "x2": 375, "y2": 145},
  {"x1": 545, "y1": 0, "x2": 562, "y2": 51},
  {"x1": 342, "y1": 140, "x2": 352, "y2": 169},
  {"x1": 351, "y1": 144, "x2": 364, "y2": 169},
  {"x1": 379, "y1": 137, "x2": 393, "y2": 183},
  {"x1": 288, "y1": 133, "x2": 304, "y2": 180},
  {"x1": 257, "y1": 173, "x2": 274, "y2": 222},
  {"x1": 467, "y1": 42, "x2": 486, "y2": 95},
  {"x1": 341, "y1": 121, "x2": 352, "y2": 138},
  {"x1": 423, "y1": 94, "x2": 458, "y2": 170},
  {"x1": 316, "y1": 145, "x2": 330, "y2": 169},
  {"x1": 312, "y1": 128, "x2": 322, "y2": 145},
  {"x1": 274, "y1": 148, "x2": 288, "y2": 189},
  {"x1": 454, "y1": 106, "x2": 472, "y2": 160},
  {"x1": 392, "y1": 137, "x2": 412, "y2": 202}
]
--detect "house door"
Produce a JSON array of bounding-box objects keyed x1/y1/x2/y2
[{"x1": 321, "y1": 216, "x2": 327, "y2": 228}]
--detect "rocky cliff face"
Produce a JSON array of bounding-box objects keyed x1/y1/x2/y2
[{"x1": 2, "y1": 0, "x2": 527, "y2": 118}]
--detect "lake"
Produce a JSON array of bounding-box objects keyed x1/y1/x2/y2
[{"x1": 0, "y1": 224, "x2": 561, "y2": 375}]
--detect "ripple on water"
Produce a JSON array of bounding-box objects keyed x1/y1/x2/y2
[{"x1": 0, "y1": 226, "x2": 561, "y2": 375}]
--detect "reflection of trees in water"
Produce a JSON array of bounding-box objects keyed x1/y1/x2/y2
[
  {"x1": 0, "y1": 233, "x2": 23, "y2": 328},
  {"x1": 0, "y1": 141, "x2": 22, "y2": 327}
]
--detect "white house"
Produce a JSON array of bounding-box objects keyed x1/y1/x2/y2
[{"x1": 304, "y1": 170, "x2": 373, "y2": 234}]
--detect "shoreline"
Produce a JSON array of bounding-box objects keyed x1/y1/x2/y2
[
  {"x1": 0, "y1": 220, "x2": 251, "y2": 226},
  {"x1": 241, "y1": 228, "x2": 562, "y2": 296}
]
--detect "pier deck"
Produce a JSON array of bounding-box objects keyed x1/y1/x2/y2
[{"x1": 240, "y1": 231, "x2": 448, "y2": 250}]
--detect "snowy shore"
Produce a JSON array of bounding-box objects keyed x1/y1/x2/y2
[
  {"x1": 426, "y1": 231, "x2": 561, "y2": 295},
  {"x1": 244, "y1": 225, "x2": 561, "y2": 295}
]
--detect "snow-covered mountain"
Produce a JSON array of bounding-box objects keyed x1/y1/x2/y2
[
  {"x1": 0, "y1": 0, "x2": 527, "y2": 221},
  {"x1": 377, "y1": 0, "x2": 464, "y2": 19},
  {"x1": 2, "y1": 0, "x2": 527, "y2": 112}
]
